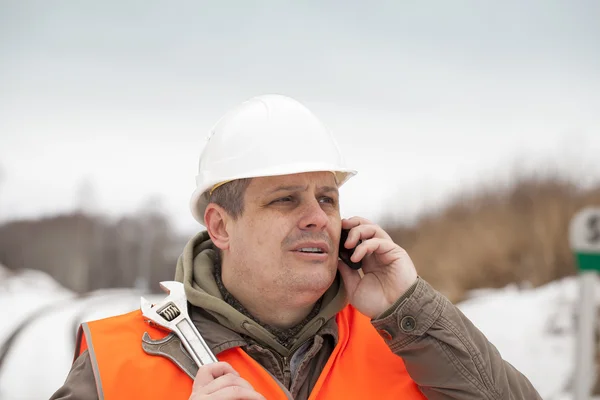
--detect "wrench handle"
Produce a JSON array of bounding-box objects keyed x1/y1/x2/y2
[{"x1": 175, "y1": 319, "x2": 218, "y2": 366}]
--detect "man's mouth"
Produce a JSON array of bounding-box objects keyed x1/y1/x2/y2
[{"x1": 297, "y1": 247, "x2": 326, "y2": 254}]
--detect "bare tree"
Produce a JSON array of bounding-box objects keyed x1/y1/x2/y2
[{"x1": 135, "y1": 195, "x2": 165, "y2": 292}]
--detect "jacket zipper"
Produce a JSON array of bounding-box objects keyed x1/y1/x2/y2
[{"x1": 281, "y1": 355, "x2": 291, "y2": 388}]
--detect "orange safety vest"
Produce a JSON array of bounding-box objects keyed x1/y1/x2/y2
[{"x1": 76, "y1": 305, "x2": 426, "y2": 399}]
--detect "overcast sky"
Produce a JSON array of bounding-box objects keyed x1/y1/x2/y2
[{"x1": 1, "y1": 1, "x2": 599, "y2": 234}]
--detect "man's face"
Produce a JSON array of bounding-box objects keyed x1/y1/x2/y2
[{"x1": 223, "y1": 171, "x2": 342, "y2": 306}]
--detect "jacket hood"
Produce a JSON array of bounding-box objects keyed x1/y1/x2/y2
[{"x1": 174, "y1": 231, "x2": 347, "y2": 356}]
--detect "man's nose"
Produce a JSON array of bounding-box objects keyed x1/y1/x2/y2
[{"x1": 298, "y1": 199, "x2": 329, "y2": 230}]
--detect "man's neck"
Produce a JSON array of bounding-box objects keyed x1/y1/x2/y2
[{"x1": 213, "y1": 262, "x2": 322, "y2": 347}]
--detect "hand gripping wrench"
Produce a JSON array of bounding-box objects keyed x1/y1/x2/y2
[{"x1": 141, "y1": 281, "x2": 218, "y2": 367}]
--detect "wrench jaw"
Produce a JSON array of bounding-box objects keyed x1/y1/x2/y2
[
  {"x1": 141, "y1": 297, "x2": 171, "y2": 332},
  {"x1": 155, "y1": 281, "x2": 189, "y2": 318},
  {"x1": 159, "y1": 281, "x2": 181, "y2": 295},
  {"x1": 139, "y1": 281, "x2": 218, "y2": 367},
  {"x1": 140, "y1": 281, "x2": 188, "y2": 332},
  {"x1": 140, "y1": 296, "x2": 153, "y2": 316}
]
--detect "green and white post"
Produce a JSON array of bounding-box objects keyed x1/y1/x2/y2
[{"x1": 570, "y1": 207, "x2": 600, "y2": 400}]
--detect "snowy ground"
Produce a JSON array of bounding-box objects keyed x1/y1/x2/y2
[
  {"x1": 0, "y1": 267, "x2": 162, "y2": 400},
  {"x1": 0, "y1": 264, "x2": 596, "y2": 399},
  {"x1": 458, "y1": 279, "x2": 589, "y2": 400}
]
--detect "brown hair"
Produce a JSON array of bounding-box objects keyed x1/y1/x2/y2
[{"x1": 204, "y1": 178, "x2": 252, "y2": 219}]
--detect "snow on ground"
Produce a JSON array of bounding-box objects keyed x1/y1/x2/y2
[
  {"x1": 458, "y1": 277, "x2": 594, "y2": 400},
  {"x1": 0, "y1": 265, "x2": 162, "y2": 400},
  {"x1": 0, "y1": 263, "x2": 597, "y2": 399}
]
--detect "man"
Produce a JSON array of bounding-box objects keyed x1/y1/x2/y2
[{"x1": 51, "y1": 94, "x2": 541, "y2": 399}]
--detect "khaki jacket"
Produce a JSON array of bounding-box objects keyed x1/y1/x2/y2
[{"x1": 51, "y1": 232, "x2": 541, "y2": 399}]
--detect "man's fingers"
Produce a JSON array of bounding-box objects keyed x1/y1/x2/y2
[
  {"x1": 192, "y1": 362, "x2": 239, "y2": 388},
  {"x1": 342, "y1": 216, "x2": 373, "y2": 230},
  {"x1": 200, "y1": 373, "x2": 255, "y2": 395},
  {"x1": 342, "y1": 223, "x2": 391, "y2": 248},
  {"x1": 351, "y1": 238, "x2": 401, "y2": 264},
  {"x1": 210, "y1": 386, "x2": 266, "y2": 400},
  {"x1": 190, "y1": 362, "x2": 266, "y2": 399}
]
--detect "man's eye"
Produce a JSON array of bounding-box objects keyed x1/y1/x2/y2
[
  {"x1": 319, "y1": 197, "x2": 335, "y2": 205},
  {"x1": 273, "y1": 196, "x2": 293, "y2": 203}
]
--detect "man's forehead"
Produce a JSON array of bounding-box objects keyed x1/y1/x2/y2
[{"x1": 250, "y1": 171, "x2": 338, "y2": 191}]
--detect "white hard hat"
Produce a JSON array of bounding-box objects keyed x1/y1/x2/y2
[{"x1": 190, "y1": 94, "x2": 357, "y2": 225}]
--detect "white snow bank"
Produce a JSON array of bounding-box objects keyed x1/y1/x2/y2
[
  {"x1": 458, "y1": 277, "x2": 594, "y2": 399},
  {"x1": 0, "y1": 266, "x2": 161, "y2": 400}
]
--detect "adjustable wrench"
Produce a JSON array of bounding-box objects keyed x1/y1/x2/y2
[{"x1": 141, "y1": 281, "x2": 217, "y2": 367}]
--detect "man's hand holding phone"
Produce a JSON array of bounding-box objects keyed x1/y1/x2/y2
[{"x1": 337, "y1": 217, "x2": 418, "y2": 319}]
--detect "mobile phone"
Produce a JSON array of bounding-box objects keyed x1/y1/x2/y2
[{"x1": 339, "y1": 228, "x2": 362, "y2": 270}]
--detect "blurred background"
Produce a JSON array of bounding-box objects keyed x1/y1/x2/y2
[{"x1": 1, "y1": 1, "x2": 600, "y2": 399}]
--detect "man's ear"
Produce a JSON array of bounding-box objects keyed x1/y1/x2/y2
[{"x1": 204, "y1": 204, "x2": 231, "y2": 251}]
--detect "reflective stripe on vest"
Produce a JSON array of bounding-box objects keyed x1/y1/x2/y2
[{"x1": 77, "y1": 305, "x2": 426, "y2": 399}]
